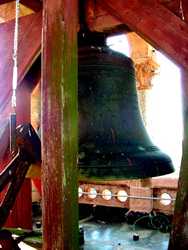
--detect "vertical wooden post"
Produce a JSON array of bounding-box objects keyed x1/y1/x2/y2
[
  {"x1": 168, "y1": 69, "x2": 188, "y2": 250},
  {"x1": 42, "y1": 0, "x2": 78, "y2": 249}
]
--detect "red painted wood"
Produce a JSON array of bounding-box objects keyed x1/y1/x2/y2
[
  {"x1": 0, "y1": 82, "x2": 32, "y2": 229},
  {"x1": 11, "y1": 84, "x2": 31, "y2": 229},
  {"x1": 0, "y1": 11, "x2": 42, "y2": 116},
  {"x1": 101, "y1": 0, "x2": 188, "y2": 70},
  {"x1": 159, "y1": 0, "x2": 181, "y2": 18},
  {"x1": 0, "y1": 12, "x2": 41, "y2": 229},
  {"x1": 5, "y1": 179, "x2": 32, "y2": 229},
  {"x1": 159, "y1": 0, "x2": 188, "y2": 23},
  {"x1": 42, "y1": 0, "x2": 78, "y2": 248}
]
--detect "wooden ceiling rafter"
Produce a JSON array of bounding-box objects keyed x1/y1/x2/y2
[{"x1": 99, "y1": 0, "x2": 188, "y2": 70}]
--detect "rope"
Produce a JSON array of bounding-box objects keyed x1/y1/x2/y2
[
  {"x1": 11, "y1": 0, "x2": 20, "y2": 110},
  {"x1": 9, "y1": 0, "x2": 20, "y2": 153},
  {"x1": 179, "y1": 0, "x2": 185, "y2": 21}
]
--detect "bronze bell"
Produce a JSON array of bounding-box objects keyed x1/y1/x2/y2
[{"x1": 78, "y1": 33, "x2": 174, "y2": 180}]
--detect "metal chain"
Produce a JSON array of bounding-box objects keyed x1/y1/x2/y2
[
  {"x1": 12, "y1": 0, "x2": 20, "y2": 110},
  {"x1": 79, "y1": 190, "x2": 176, "y2": 201}
]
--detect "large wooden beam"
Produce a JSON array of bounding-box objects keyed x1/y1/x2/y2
[
  {"x1": 101, "y1": 0, "x2": 188, "y2": 70},
  {"x1": 0, "y1": 12, "x2": 42, "y2": 116},
  {"x1": 42, "y1": 0, "x2": 78, "y2": 249},
  {"x1": 85, "y1": 0, "x2": 188, "y2": 33}
]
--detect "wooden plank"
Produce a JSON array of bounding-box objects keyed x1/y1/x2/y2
[
  {"x1": 42, "y1": 0, "x2": 78, "y2": 249},
  {"x1": 168, "y1": 70, "x2": 188, "y2": 250},
  {"x1": 101, "y1": 0, "x2": 188, "y2": 70},
  {"x1": 0, "y1": 12, "x2": 42, "y2": 116}
]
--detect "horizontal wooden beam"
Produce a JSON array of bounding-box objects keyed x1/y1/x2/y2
[
  {"x1": 0, "y1": 11, "x2": 42, "y2": 116},
  {"x1": 101, "y1": 0, "x2": 188, "y2": 70}
]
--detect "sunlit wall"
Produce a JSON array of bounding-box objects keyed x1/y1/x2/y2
[{"x1": 146, "y1": 52, "x2": 183, "y2": 176}]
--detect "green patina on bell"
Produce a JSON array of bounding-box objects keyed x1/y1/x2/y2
[{"x1": 78, "y1": 35, "x2": 174, "y2": 180}]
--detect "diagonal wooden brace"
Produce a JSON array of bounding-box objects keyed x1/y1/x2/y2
[{"x1": 0, "y1": 123, "x2": 41, "y2": 228}]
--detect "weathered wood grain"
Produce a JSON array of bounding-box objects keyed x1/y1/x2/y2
[{"x1": 42, "y1": 0, "x2": 78, "y2": 249}]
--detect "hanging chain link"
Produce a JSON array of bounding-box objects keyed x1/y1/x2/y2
[{"x1": 12, "y1": 0, "x2": 20, "y2": 110}]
